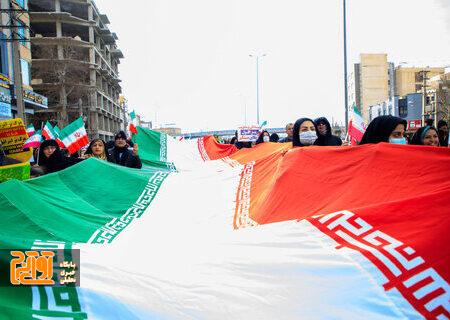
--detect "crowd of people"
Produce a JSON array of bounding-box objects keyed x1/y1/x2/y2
[
  {"x1": 227, "y1": 116, "x2": 449, "y2": 149},
  {"x1": 29, "y1": 130, "x2": 142, "y2": 176},
  {"x1": 2, "y1": 115, "x2": 448, "y2": 177}
]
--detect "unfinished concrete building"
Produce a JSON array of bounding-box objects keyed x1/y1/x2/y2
[{"x1": 28, "y1": 0, "x2": 125, "y2": 140}]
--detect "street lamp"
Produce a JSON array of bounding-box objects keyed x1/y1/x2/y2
[
  {"x1": 249, "y1": 53, "x2": 266, "y2": 125},
  {"x1": 343, "y1": 0, "x2": 348, "y2": 131}
]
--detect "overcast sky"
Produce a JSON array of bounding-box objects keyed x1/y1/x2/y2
[{"x1": 95, "y1": 0, "x2": 450, "y2": 133}]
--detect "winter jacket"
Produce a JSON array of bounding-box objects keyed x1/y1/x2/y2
[{"x1": 107, "y1": 146, "x2": 142, "y2": 169}]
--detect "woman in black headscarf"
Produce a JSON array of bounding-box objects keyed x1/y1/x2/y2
[
  {"x1": 410, "y1": 126, "x2": 440, "y2": 146},
  {"x1": 269, "y1": 133, "x2": 280, "y2": 142},
  {"x1": 292, "y1": 118, "x2": 319, "y2": 147},
  {"x1": 38, "y1": 139, "x2": 83, "y2": 174},
  {"x1": 359, "y1": 115, "x2": 407, "y2": 145},
  {"x1": 255, "y1": 130, "x2": 270, "y2": 145}
]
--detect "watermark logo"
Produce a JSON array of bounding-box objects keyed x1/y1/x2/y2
[{"x1": 4, "y1": 249, "x2": 80, "y2": 286}]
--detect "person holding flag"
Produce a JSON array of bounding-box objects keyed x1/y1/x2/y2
[
  {"x1": 107, "y1": 130, "x2": 142, "y2": 169},
  {"x1": 37, "y1": 139, "x2": 83, "y2": 174}
]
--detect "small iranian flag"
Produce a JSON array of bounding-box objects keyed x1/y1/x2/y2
[
  {"x1": 53, "y1": 125, "x2": 66, "y2": 148},
  {"x1": 26, "y1": 124, "x2": 35, "y2": 137},
  {"x1": 59, "y1": 117, "x2": 89, "y2": 154},
  {"x1": 42, "y1": 121, "x2": 58, "y2": 140},
  {"x1": 22, "y1": 130, "x2": 42, "y2": 149},
  {"x1": 129, "y1": 110, "x2": 138, "y2": 134},
  {"x1": 348, "y1": 104, "x2": 366, "y2": 145}
]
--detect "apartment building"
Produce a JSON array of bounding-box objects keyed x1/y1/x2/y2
[
  {"x1": 28, "y1": 0, "x2": 124, "y2": 140},
  {"x1": 0, "y1": 0, "x2": 48, "y2": 121}
]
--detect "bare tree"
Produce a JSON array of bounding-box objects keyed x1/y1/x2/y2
[{"x1": 31, "y1": 40, "x2": 92, "y2": 127}]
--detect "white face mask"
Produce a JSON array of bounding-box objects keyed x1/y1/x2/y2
[
  {"x1": 299, "y1": 131, "x2": 317, "y2": 145},
  {"x1": 263, "y1": 136, "x2": 270, "y2": 143}
]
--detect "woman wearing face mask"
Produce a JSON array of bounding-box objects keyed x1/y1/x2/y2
[
  {"x1": 255, "y1": 130, "x2": 271, "y2": 144},
  {"x1": 292, "y1": 118, "x2": 318, "y2": 147},
  {"x1": 37, "y1": 139, "x2": 83, "y2": 174},
  {"x1": 410, "y1": 126, "x2": 440, "y2": 147},
  {"x1": 359, "y1": 115, "x2": 408, "y2": 145}
]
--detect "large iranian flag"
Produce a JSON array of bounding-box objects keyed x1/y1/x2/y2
[
  {"x1": 59, "y1": 117, "x2": 89, "y2": 154},
  {"x1": 0, "y1": 128, "x2": 449, "y2": 319},
  {"x1": 131, "y1": 127, "x2": 237, "y2": 170}
]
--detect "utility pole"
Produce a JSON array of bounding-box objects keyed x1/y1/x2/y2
[
  {"x1": 343, "y1": 0, "x2": 349, "y2": 131},
  {"x1": 421, "y1": 69, "x2": 430, "y2": 125},
  {"x1": 9, "y1": 1, "x2": 26, "y2": 122},
  {"x1": 249, "y1": 53, "x2": 266, "y2": 125}
]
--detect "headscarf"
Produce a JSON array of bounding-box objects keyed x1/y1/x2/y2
[
  {"x1": 359, "y1": 115, "x2": 407, "y2": 145},
  {"x1": 269, "y1": 133, "x2": 279, "y2": 142},
  {"x1": 292, "y1": 117, "x2": 318, "y2": 147},
  {"x1": 410, "y1": 126, "x2": 439, "y2": 146},
  {"x1": 314, "y1": 117, "x2": 332, "y2": 138},
  {"x1": 38, "y1": 139, "x2": 80, "y2": 173},
  {"x1": 85, "y1": 139, "x2": 107, "y2": 160},
  {"x1": 255, "y1": 130, "x2": 270, "y2": 145},
  {"x1": 38, "y1": 139, "x2": 62, "y2": 167}
]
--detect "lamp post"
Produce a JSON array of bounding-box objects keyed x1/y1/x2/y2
[
  {"x1": 249, "y1": 53, "x2": 266, "y2": 125},
  {"x1": 343, "y1": 0, "x2": 349, "y2": 131}
]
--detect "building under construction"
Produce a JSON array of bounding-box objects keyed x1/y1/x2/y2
[{"x1": 28, "y1": 0, "x2": 125, "y2": 140}]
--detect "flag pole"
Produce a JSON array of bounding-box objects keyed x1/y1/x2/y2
[{"x1": 36, "y1": 122, "x2": 44, "y2": 165}]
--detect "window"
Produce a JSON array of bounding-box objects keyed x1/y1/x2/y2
[
  {"x1": 398, "y1": 98, "x2": 408, "y2": 118},
  {"x1": 17, "y1": 21, "x2": 27, "y2": 46},
  {"x1": 0, "y1": 33, "x2": 9, "y2": 77},
  {"x1": 388, "y1": 106, "x2": 392, "y2": 115},
  {"x1": 383, "y1": 106, "x2": 387, "y2": 115},
  {"x1": 20, "y1": 59, "x2": 30, "y2": 86}
]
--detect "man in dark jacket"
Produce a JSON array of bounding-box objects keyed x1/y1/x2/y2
[
  {"x1": 107, "y1": 131, "x2": 142, "y2": 169},
  {"x1": 314, "y1": 117, "x2": 342, "y2": 146},
  {"x1": 437, "y1": 120, "x2": 448, "y2": 147}
]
